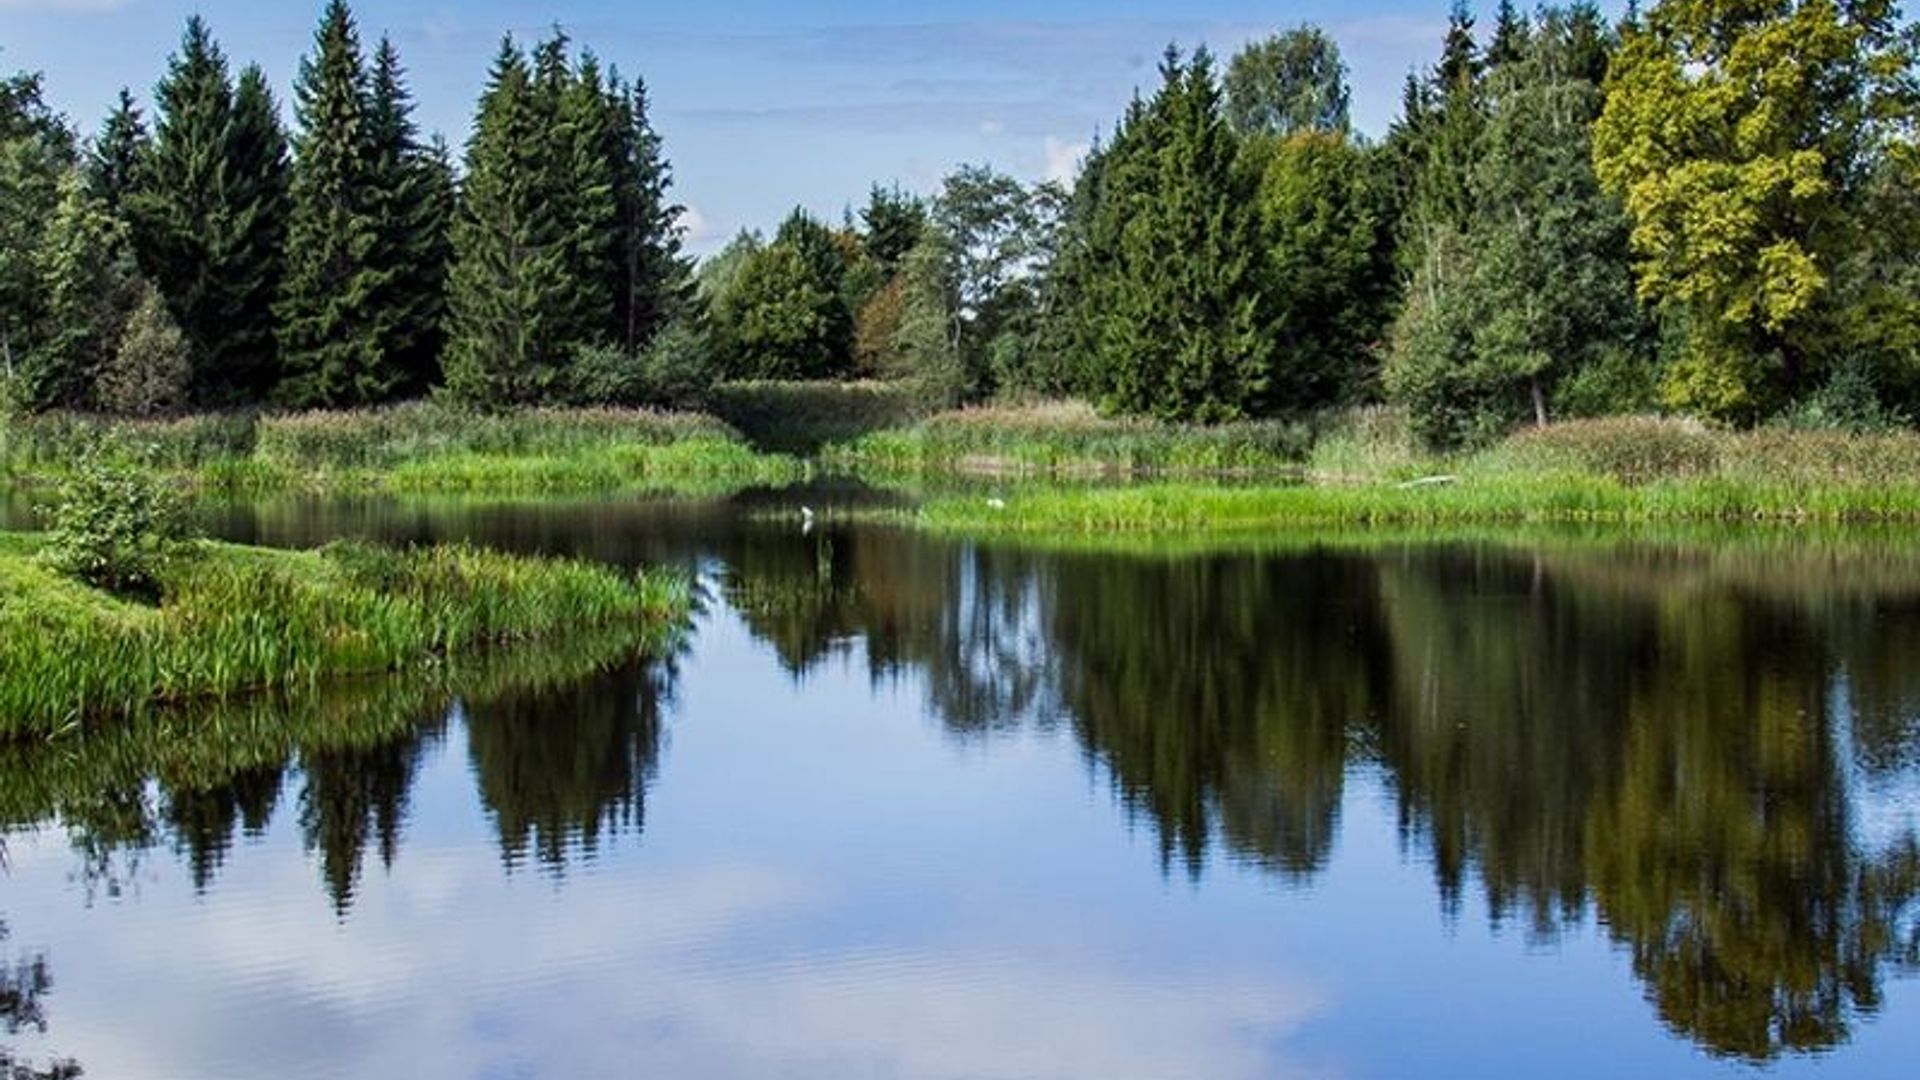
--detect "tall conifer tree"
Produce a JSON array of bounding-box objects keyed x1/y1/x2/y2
[
  {"x1": 369, "y1": 37, "x2": 452, "y2": 395},
  {"x1": 224, "y1": 64, "x2": 292, "y2": 401},
  {"x1": 1082, "y1": 49, "x2": 1274, "y2": 421},
  {"x1": 444, "y1": 39, "x2": 570, "y2": 406},
  {"x1": 88, "y1": 89, "x2": 149, "y2": 213},
  {"x1": 278, "y1": 0, "x2": 391, "y2": 406}
]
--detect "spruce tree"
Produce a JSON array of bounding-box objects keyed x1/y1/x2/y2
[
  {"x1": 1488, "y1": 0, "x2": 1530, "y2": 70},
  {"x1": 224, "y1": 64, "x2": 292, "y2": 402},
  {"x1": 368, "y1": 38, "x2": 452, "y2": 396},
  {"x1": 444, "y1": 39, "x2": 570, "y2": 406},
  {"x1": 278, "y1": 0, "x2": 392, "y2": 407},
  {"x1": 1086, "y1": 49, "x2": 1274, "y2": 422},
  {"x1": 551, "y1": 46, "x2": 617, "y2": 351},
  {"x1": 611, "y1": 75, "x2": 689, "y2": 353},
  {"x1": 126, "y1": 16, "x2": 235, "y2": 401},
  {"x1": 88, "y1": 89, "x2": 149, "y2": 213}
]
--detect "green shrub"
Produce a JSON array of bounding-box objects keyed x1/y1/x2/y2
[{"x1": 39, "y1": 455, "x2": 198, "y2": 596}]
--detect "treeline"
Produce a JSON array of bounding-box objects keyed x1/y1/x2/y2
[
  {"x1": 698, "y1": 0, "x2": 1920, "y2": 444},
  {"x1": 0, "y1": 0, "x2": 688, "y2": 416},
  {"x1": 5, "y1": 0, "x2": 1919, "y2": 448}
]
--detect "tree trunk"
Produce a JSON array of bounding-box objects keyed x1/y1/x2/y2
[{"x1": 1531, "y1": 377, "x2": 1549, "y2": 428}]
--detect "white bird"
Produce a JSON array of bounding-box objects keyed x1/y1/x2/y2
[
  {"x1": 986, "y1": 498, "x2": 1008, "y2": 511},
  {"x1": 800, "y1": 506, "x2": 816, "y2": 521}
]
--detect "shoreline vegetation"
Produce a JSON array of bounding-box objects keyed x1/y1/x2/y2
[
  {"x1": 0, "y1": 403, "x2": 803, "y2": 498},
  {"x1": 826, "y1": 404, "x2": 1920, "y2": 531},
  {"x1": 0, "y1": 531, "x2": 691, "y2": 737}
]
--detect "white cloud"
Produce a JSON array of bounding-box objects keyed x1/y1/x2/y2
[
  {"x1": 1043, "y1": 136, "x2": 1090, "y2": 186},
  {"x1": 38, "y1": 851, "x2": 1329, "y2": 1080},
  {"x1": 678, "y1": 203, "x2": 718, "y2": 243}
]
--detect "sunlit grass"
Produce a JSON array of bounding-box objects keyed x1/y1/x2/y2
[
  {"x1": 0, "y1": 534, "x2": 692, "y2": 736},
  {"x1": 0, "y1": 404, "x2": 800, "y2": 498}
]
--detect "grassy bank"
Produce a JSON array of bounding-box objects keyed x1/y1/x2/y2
[
  {"x1": 0, "y1": 533, "x2": 691, "y2": 736},
  {"x1": 0, "y1": 403, "x2": 802, "y2": 497},
  {"x1": 905, "y1": 416, "x2": 1920, "y2": 533},
  {"x1": 823, "y1": 401, "x2": 1311, "y2": 477}
]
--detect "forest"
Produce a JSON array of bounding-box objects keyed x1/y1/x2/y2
[{"x1": 3, "y1": 0, "x2": 1920, "y2": 450}]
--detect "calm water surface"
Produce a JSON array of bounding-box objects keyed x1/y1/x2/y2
[{"x1": 3, "y1": 487, "x2": 1919, "y2": 1079}]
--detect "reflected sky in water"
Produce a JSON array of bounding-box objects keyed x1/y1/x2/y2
[{"x1": 2, "y1": 493, "x2": 1919, "y2": 1078}]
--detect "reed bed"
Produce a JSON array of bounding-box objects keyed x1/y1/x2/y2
[
  {"x1": 0, "y1": 535, "x2": 691, "y2": 736},
  {"x1": 915, "y1": 470, "x2": 1920, "y2": 536},
  {"x1": 1, "y1": 403, "x2": 794, "y2": 497},
  {"x1": 824, "y1": 401, "x2": 1313, "y2": 477}
]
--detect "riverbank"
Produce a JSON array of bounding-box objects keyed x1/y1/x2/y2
[
  {"x1": 822, "y1": 400, "x2": 1311, "y2": 477},
  {"x1": 884, "y1": 413, "x2": 1920, "y2": 532},
  {"x1": 0, "y1": 404, "x2": 803, "y2": 498},
  {"x1": 0, "y1": 532, "x2": 690, "y2": 736}
]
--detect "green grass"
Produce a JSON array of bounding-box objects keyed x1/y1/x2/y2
[
  {"x1": 824, "y1": 400, "x2": 1312, "y2": 477},
  {"x1": 895, "y1": 412, "x2": 1920, "y2": 535},
  {"x1": 0, "y1": 533, "x2": 692, "y2": 736},
  {"x1": 912, "y1": 472, "x2": 1920, "y2": 536},
  {"x1": 1, "y1": 403, "x2": 801, "y2": 497}
]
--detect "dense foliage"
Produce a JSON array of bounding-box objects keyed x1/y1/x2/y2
[{"x1": 3, "y1": 0, "x2": 1920, "y2": 444}]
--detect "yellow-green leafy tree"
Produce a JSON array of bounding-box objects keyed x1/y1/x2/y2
[{"x1": 1593, "y1": 0, "x2": 1920, "y2": 421}]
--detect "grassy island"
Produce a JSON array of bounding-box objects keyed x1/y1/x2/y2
[{"x1": 0, "y1": 532, "x2": 690, "y2": 737}]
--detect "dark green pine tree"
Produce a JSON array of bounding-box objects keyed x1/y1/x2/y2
[
  {"x1": 126, "y1": 16, "x2": 236, "y2": 401},
  {"x1": 1488, "y1": 0, "x2": 1530, "y2": 70},
  {"x1": 368, "y1": 37, "x2": 453, "y2": 396},
  {"x1": 224, "y1": 64, "x2": 292, "y2": 402},
  {"x1": 550, "y1": 44, "x2": 617, "y2": 352},
  {"x1": 860, "y1": 183, "x2": 928, "y2": 273},
  {"x1": 1089, "y1": 49, "x2": 1275, "y2": 422},
  {"x1": 444, "y1": 39, "x2": 571, "y2": 406},
  {"x1": 610, "y1": 74, "x2": 690, "y2": 352},
  {"x1": 277, "y1": 0, "x2": 393, "y2": 407},
  {"x1": 88, "y1": 89, "x2": 149, "y2": 213}
]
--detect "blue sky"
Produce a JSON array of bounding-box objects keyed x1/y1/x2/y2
[{"x1": 1, "y1": 1, "x2": 1618, "y2": 252}]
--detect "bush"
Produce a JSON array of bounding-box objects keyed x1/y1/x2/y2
[
  {"x1": 97, "y1": 281, "x2": 192, "y2": 418},
  {"x1": 39, "y1": 454, "x2": 198, "y2": 597},
  {"x1": 563, "y1": 321, "x2": 718, "y2": 411},
  {"x1": 1776, "y1": 357, "x2": 1911, "y2": 434}
]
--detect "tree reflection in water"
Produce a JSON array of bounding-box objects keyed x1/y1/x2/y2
[
  {"x1": 2, "y1": 522, "x2": 1918, "y2": 1062},
  {"x1": 0, "y1": 918, "x2": 81, "y2": 1080},
  {"x1": 722, "y1": 526, "x2": 1920, "y2": 1061}
]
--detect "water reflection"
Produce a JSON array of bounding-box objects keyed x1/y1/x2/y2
[
  {"x1": 0, "y1": 637, "x2": 680, "y2": 913},
  {"x1": 717, "y1": 526, "x2": 1920, "y2": 1061},
  {"x1": 3, "y1": 498, "x2": 1920, "y2": 1067},
  {"x1": 0, "y1": 919, "x2": 80, "y2": 1079}
]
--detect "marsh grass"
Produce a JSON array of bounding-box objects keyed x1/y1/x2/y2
[
  {"x1": 1, "y1": 404, "x2": 797, "y2": 497},
  {"x1": 0, "y1": 534, "x2": 691, "y2": 736},
  {"x1": 914, "y1": 466, "x2": 1920, "y2": 536},
  {"x1": 825, "y1": 401, "x2": 1313, "y2": 477}
]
